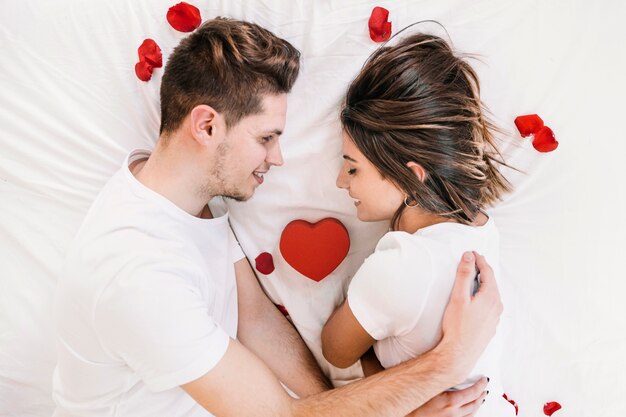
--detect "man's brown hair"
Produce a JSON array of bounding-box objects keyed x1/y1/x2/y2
[
  {"x1": 159, "y1": 17, "x2": 301, "y2": 135},
  {"x1": 341, "y1": 33, "x2": 512, "y2": 228}
]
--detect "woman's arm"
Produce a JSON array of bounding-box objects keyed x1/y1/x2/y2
[
  {"x1": 360, "y1": 346, "x2": 385, "y2": 377},
  {"x1": 321, "y1": 299, "x2": 376, "y2": 368}
]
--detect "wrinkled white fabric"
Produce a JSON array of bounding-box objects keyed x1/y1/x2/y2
[{"x1": 1, "y1": 1, "x2": 624, "y2": 416}]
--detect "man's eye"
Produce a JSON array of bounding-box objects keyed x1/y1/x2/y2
[
  {"x1": 348, "y1": 168, "x2": 356, "y2": 175},
  {"x1": 262, "y1": 136, "x2": 273, "y2": 142}
]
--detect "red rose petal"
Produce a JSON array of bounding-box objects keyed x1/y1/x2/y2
[
  {"x1": 543, "y1": 401, "x2": 562, "y2": 416},
  {"x1": 135, "y1": 60, "x2": 154, "y2": 82},
  {"x1": 368, "y1": 7, "x2": 392, "y2": 42},
  {"x1": 167, "y1": 2, "x2": 201, "y2": 32},
  {"x1": 275, "y1": 304, "x2": 289, "y2": 317},
  {"x1": 138, "y1": 39, "x2": 162, "y2": 68},
  {"x1": 502, "y1": 393, "x2": 519, "y2": 415},
  {"x1": 532, "y1": 126, "x2": 559, "y2": 153},
  {"x1": 255, "y1": 252, "x2": 275, "y2": 275},
  {"x1": 514, "y1": 114, "x2": 544, "y2": 137}
]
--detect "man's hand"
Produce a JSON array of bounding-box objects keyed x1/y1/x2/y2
[
  {"x1": 438, "y1": 252, "x2": 503, "y2": 385},
  {"x1": 407, "y1": 377, "x2": 489, "y2": 417}
]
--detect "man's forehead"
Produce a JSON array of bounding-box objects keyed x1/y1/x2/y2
[{"x1": 238, "y1": 109, "x2": 285, "y2": 131}]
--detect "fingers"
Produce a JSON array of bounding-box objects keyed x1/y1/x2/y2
[
  {"x1": 472, "y1": 251, "x2": 496, "y2": 291},
  {"x1": 459, "y1": 390, "x2": 488, "y2": 417},
  {"x1": 472, "y1": 251, "x2": 503, "y2": 315},
  {"x1": 449, "y1": 377, "x2": 488, "y2": 405},
  {"x1": 450, "y1": 252, "x2": 477, "y2": 302}
]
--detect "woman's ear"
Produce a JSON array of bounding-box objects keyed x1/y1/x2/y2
[
  {"x1": 189, "y1": 104, "x2": 221, "y2": 146},
  {"x1": 406, "y1": 161, "x2": 427, "y2": 182}
]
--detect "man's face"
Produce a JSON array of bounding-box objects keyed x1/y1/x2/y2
[{"x1": 211, "y1": 93, "x2": 287, "y2": 201}]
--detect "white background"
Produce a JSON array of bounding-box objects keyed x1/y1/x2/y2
[{"x1": 1, "y1": 1, "x2": 625, "y2": 416}]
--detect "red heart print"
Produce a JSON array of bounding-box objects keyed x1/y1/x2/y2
[{"x1": 279, "y1": 218, "x2": 350, "y2": 282}]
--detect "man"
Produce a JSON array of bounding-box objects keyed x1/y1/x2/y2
[{"x1": 53, "y1": 18, "x2": 502, "y2": 416}]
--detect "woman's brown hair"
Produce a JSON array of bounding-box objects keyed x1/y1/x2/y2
[{"x1": 341, "y1": 32, "x2": 512, "y2": 228}]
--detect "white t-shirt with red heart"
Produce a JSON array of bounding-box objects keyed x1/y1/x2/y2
[
  {"x1": 347, "y1": 218, "x2": 514, "y2": 416},
  {"x1": 53, "y1": 150, "x2": 244, "y2": 417}
]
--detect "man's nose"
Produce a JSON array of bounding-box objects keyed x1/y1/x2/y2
[{"x1": 267, "y1": 141, "x2": 284, "y2": 166}]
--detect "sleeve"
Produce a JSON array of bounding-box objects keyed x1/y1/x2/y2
[
  {"x1": 94, "y1": 268, "x2": 230, "y2": 392},
  {"x1": 347, "y1": 234, "x2": 434, "y2": 341}
]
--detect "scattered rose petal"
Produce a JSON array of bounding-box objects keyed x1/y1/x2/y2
[
  {"x1": 368, "y1": 7, "x2": 392, "y2": 42},
  {"x1": 503, "y1": 393, "x2": 519, "y2": 415},
  {"x1": 514, "y1": 114, "x2": 544, "y2": 137},
  {"x1": 135, "y1": 60, "x2": 154, "y2": 81},
  {"x1": 275, "y1": 304, "x2": 289, "y2": 317},
  {"x1": 543, "y1": 401, "x2": 562, "y2": 416},
  {"x1": 167, "y1": 2, "x2": 201, "y2": 32},
  {"x1": 255, "y1": 252, "x2": 275, "y2": 275},
  {"x1": 138, "y1": 39, "x2": 163, "y2": 68},
  {"x1": 532, "y1": 126, "x2": 559, "y2": 153}
]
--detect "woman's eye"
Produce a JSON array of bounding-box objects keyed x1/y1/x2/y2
[{"x1": 348, "y1": 168, "x2": 356, "y2": 175}]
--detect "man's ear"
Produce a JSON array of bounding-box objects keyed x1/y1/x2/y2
[
  {"x1": 189, "y1": 104, "x2": 222, "y2": 146},
  {"x1": 406, "y1": 161, "x2": 427, "y2": 182}
]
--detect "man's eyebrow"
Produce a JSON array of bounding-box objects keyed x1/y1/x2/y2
[
  {"x1": 262, "y1": 129, "x2": 283, "y2": 136},
  {"x1": 342, "y1": 154, "x2": 357, "y2": 162}
]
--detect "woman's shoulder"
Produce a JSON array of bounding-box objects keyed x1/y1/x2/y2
[
  {"x1": 355, "y1": 231, "x2": 434, "y2": 286},
  {"x1": 375, "y1": 230, "x2": 432, "y2": 252},
  {"x1": 348, "y1": 231, "x2": 437, "y2": 329}
]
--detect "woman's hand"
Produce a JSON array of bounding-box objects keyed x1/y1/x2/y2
[{"x1": 407, "y1": 377, "x2": 489, "y2": 417}]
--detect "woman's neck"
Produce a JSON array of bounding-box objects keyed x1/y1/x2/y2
[
  {"x1": 395, "y1": 209, "x2": 488, "y2": 234},
  {"x1": 396, "y1": 208, "x2": 453, "y2": 234}
]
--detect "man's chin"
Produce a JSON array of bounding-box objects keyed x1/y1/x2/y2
[{"x1": 222, "y1": 191, "x2": 253, "y2": 202}]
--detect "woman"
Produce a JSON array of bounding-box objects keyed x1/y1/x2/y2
[{"x1": 321, "y1": 32, "x2": 514, "y2": 416}]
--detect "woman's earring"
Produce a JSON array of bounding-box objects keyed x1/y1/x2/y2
[{"x1": 404, "y1": 195, "x2": 418, "y2": 208}]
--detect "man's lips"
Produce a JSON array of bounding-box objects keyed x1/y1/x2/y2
[{"x1": 253, "y1": 171, "x2": 266, "y2": 184}]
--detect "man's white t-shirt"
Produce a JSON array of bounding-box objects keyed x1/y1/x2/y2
[
  {"x1": 348, "y1": 218, "x2": 513, "y2": 416},
  {"x1": 53, "y1": 150, "x2": 244, "y2": 417}
]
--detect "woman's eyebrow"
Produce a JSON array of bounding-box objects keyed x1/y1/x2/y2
[{"x1": 342, "y1": 154, "x2": 358, "y2": 162}]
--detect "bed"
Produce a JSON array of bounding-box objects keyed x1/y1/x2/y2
[{"x1": 1, "y1": 0, "x2": 624, "y2": 415}]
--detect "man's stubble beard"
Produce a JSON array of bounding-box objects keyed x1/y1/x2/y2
[{"x1": 200, "y1": 139, "x2": 250, "y2": 202}]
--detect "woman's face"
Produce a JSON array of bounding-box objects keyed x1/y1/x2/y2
[{"x1": 336, "y1": 132, "x2": 404, "y2": 222}]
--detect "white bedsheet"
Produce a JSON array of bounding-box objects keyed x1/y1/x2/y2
[{"x1": 1, "y1": 0, "x2": 625, "y2": 416}]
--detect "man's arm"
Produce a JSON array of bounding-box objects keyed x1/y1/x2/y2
[
  {"x1": 182, "y1": 251, "x2": 502, "y2": 417},
  {"x1": 234, "y1": 257, "x2": 331, "y2": 397},
  {"x1": 360, "y1": 348, "x2": 489, "y2": 417}
]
